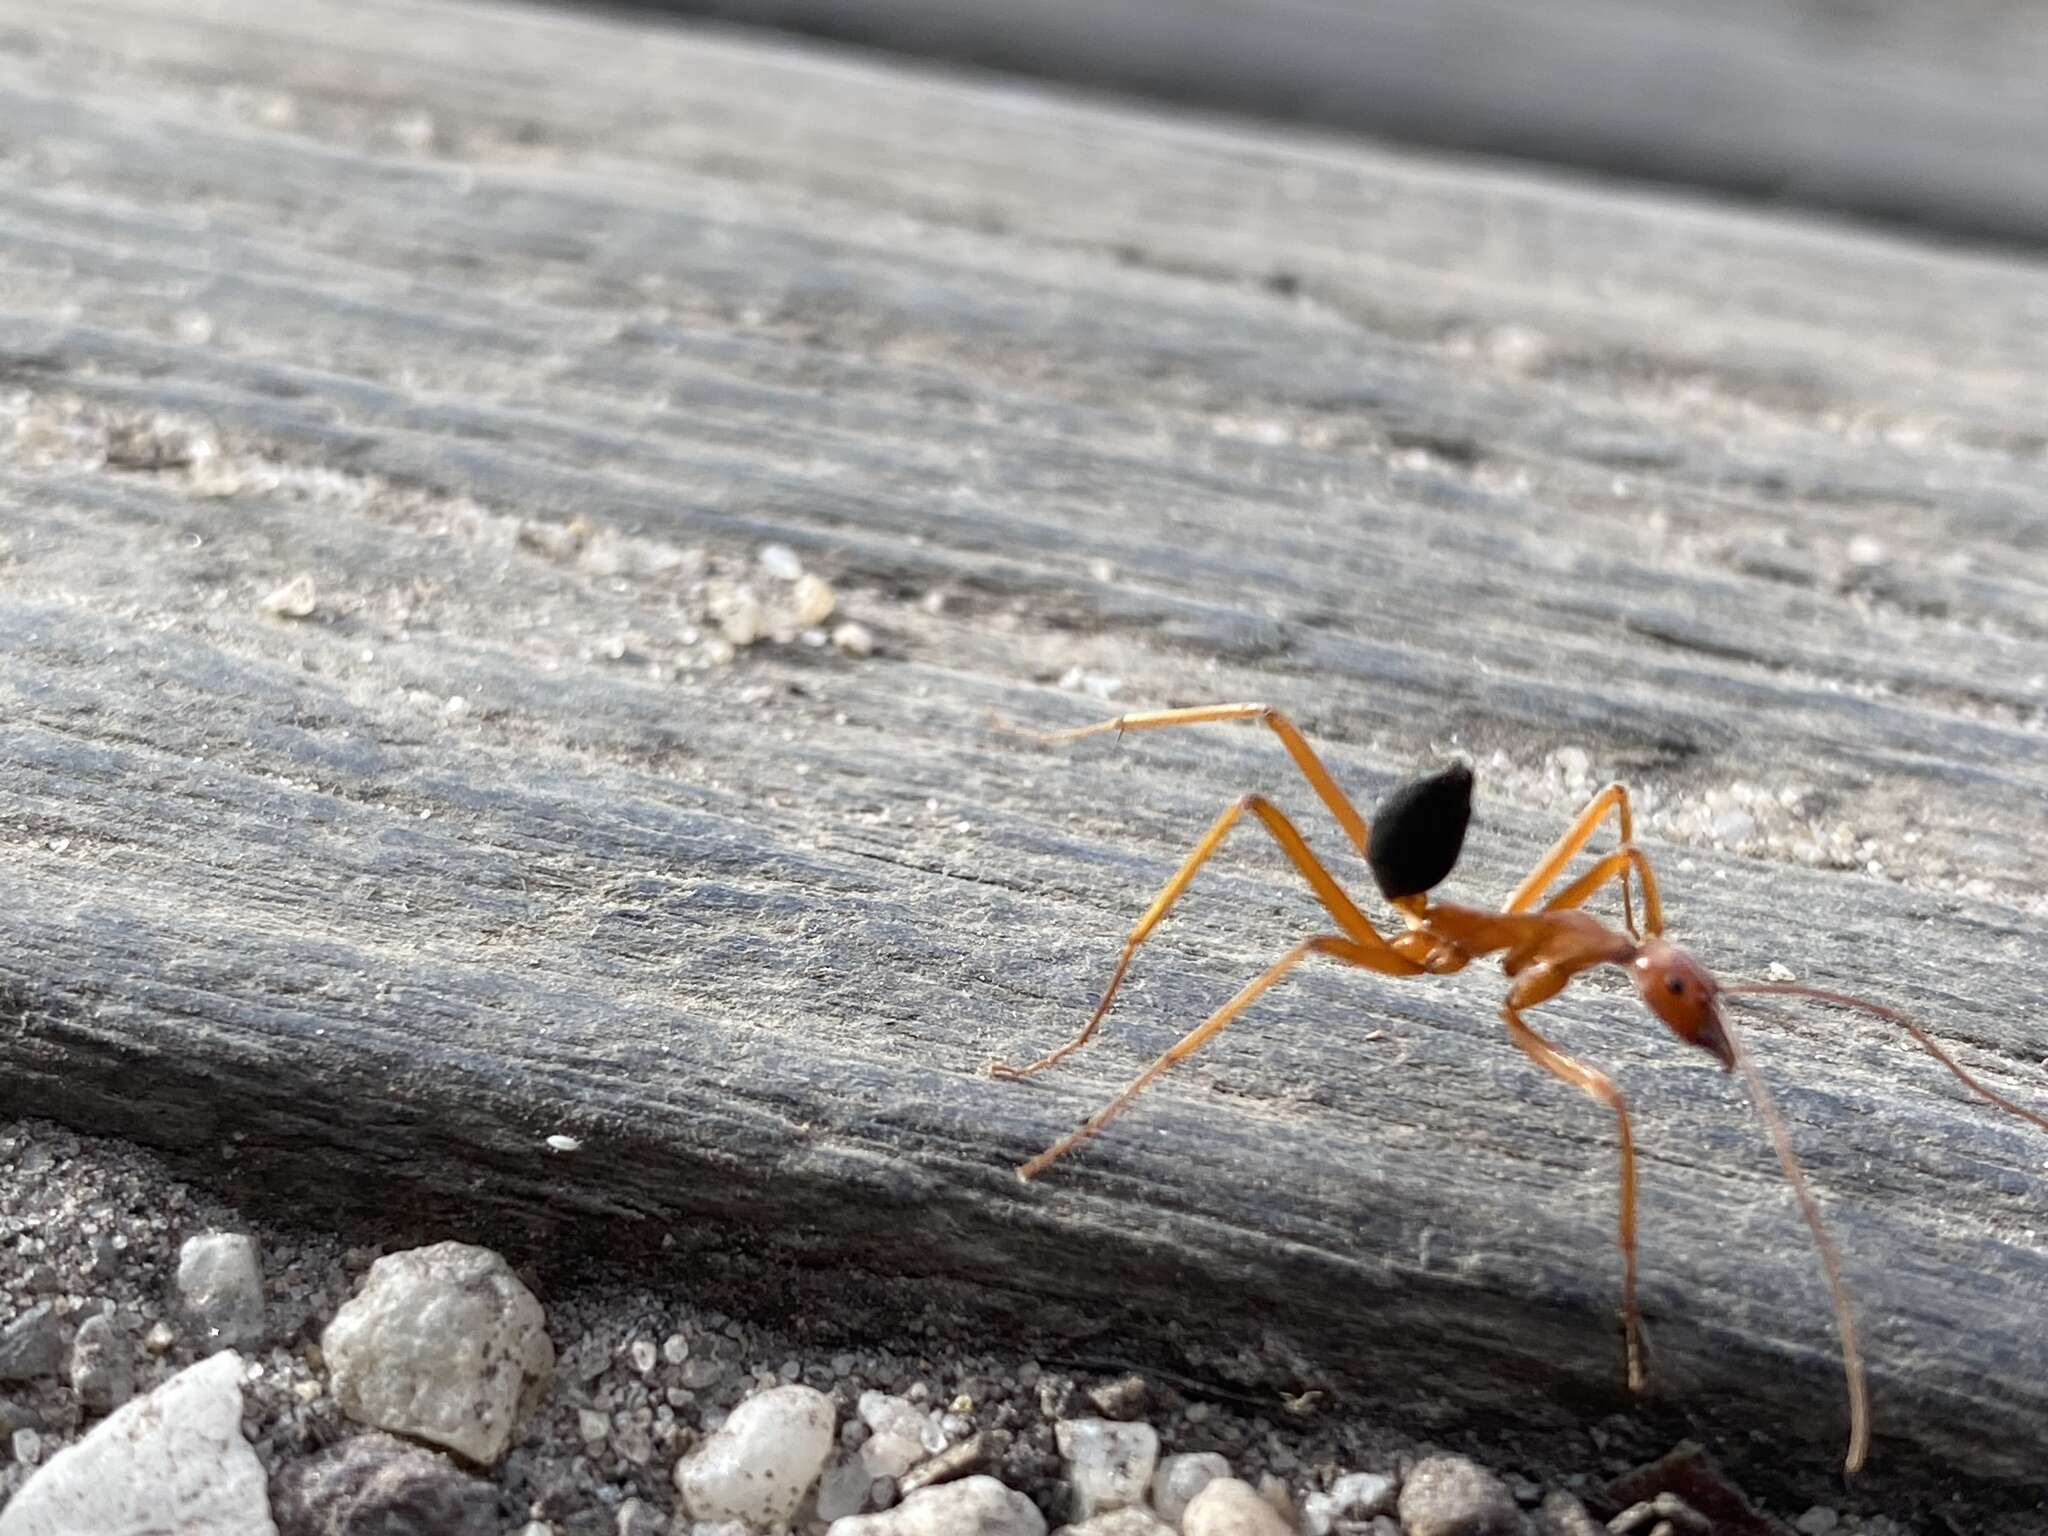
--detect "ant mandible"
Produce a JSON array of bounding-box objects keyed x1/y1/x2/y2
[{"x1": 991, "y1": 702, "x2": 2048, "y2": 1474}]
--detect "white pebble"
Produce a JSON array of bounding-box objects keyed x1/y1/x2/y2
[
  {"x1": 826, "y1": 1476, "x2": 1045, "y2": 1536},
  {"x1": 176, "y1": 1233, "x2": 266, "y2": 1348},
  {"x1": 0, "y1": 1352, "x2": 271, "y2": 1536},
  {"x1": 1055, "y1": 1511, "x2": 1173, "y2": 1536},
  {"x1": 1055, "y1": 1419, "x2": 1158, "y2": 1520},
  {"x1": 1324, "y1": 1473, "x2": 1394, "y2": 1519},
  {"x1": 758, "y1": 543, "x2": 804, "y2": 582},
  {"x1": 859, "y1": 1431, "x2": 925, "y2": 1479},
  {"x1": 321, "y1": 1241, "x2": 554, "y2": 1464},
  {"x1": 831, "y1": 621, "x2": 875, "y2": 657},
  {"x1": 545, "y1": 1134, "x2": 582, "y2": 1154},
  {"x1": 1181, "y1": 1478, "x2": 1292, "y2": 1536},
  {"x1": 1795, "y1": 1509, "x2": 1840, "y2": 1535},
  {"x1": 1551, "y1": 746, "x2": 1591, "y2": 785},
  {"x1": 816, "y1": 1456, "x2": 872, "y2": 1521},
  {"x1": 674, "y1": 1384, "x2": 835, "y2": 1528},
  {"x1": 718, "y1": 589, "x2": 764, "y2": 647},
  {"x1": 794, "y1": 573, "x2": 837, "y2": 626},
  {"x1": 260, "y1": 572, "x2": 317, "y2": 618},
  {"x1": 1151, "y1": 1453, "x2": 1232, "y2": 1527},
  {"x1": 1712, "y1": 809, "x2": 1756, "y2": 844},
  {"x1": 1055, "y1": 666, "x2": 1122, "y2": 700}
]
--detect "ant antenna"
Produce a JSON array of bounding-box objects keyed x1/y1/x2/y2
[
  {"x1": 1718, "y1": 982, "x2": 2048, "y2": 1474},
  {"x1": 1719, "y1": 1009, "x2": 1869, "y2": 1473},
  {"x1": 1723, "y1": 982, "x2": 2048, "y2": 1133}
]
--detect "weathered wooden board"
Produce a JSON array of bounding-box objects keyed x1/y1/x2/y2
[
  {"x1": 2, "y1": 0, "x2": 2047, "y2": 1519},
  {"x1": 654, "y1": 0, "x2": 2048, "y2": 245}
]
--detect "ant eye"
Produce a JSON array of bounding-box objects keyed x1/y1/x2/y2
[{"x1": 1666, "y1": 976, "x2": 1686, "y2": 995}]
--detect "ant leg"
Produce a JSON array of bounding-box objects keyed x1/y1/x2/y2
[
  {"x1": 1017, "y1": 934, "x2": 1414, "y2": 1179},
  {"x1": 1024, "y1": 703, "x2": 1373, "y2": 859},
  {"x1": 992, "y1": 794, "x2": 1422, "y2": 1079},
  {"x1": 1539, "y1": 847, "x2": 1666, "y2": 937},
  {"x1": 1506, "y1": 783, "x2": 1641, "y2": 936},
  {"x1": 1501, "y1": 984, "x2": 1646, "y2": 1391}
]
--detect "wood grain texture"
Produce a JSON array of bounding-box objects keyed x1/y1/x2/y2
[
  {"x1": 0, "y1": 0, "x2": 2046, "y2": 1517},
  {"x1": 648, "y1": 0, "x2": 2048, "y2": 245}
]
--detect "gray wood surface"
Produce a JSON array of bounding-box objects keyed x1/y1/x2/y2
[
  {"x1": 655, "y1": 0, "x2": 2048, "y2": 246},
  {"x1": 1, "y1": 0, "x2": 2046, "y2": 1518}
]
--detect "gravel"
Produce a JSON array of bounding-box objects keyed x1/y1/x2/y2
[
  {"x1": 674, "y1": 1384, "x2": 835, "y2": 1526},
  {"x1": 0, "y1": 1117, "x2": 1954, "y2": 1534},
  {"x1": 177, "y1": 1232, "x2": 267, "y2": 1350},
  {"x1": 321, "y1": 1242, "x2": 554, "y2": 1464},
  {"x1": 0, "y1": 1351, "x2": 273, "y2": 1536}
]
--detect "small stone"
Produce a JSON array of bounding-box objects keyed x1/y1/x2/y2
[
  {"x1": 630, "y1": 1339, "x2": 658, "y2": 1374},
  {"x1": 899, "y1": 1434, "x2": 986, "y2": 1496},
  {"x1": 1151, "y1": 1453, "x2": 1231, "y2": 1527},
  {"x1": 1533, "y1": 1491, "x2": 1601, "y2": 1536},
  {"x1": 261, "y1": 573, "x2": 319, "y2": 618},
  {"x1": 758, "y1": 544, "x2": 804, "y2": 582},
  {"x1": 321, "y1": 1241, "x2": 554, "y2": 1465},
  {"x1": 826, "y1": 1476, "x2": 1045, "y2": 1536},
  {"x1": 717, "y1": 589, "x2": 764, "y2": 647},
  {"x1": 859, "y1": 1391, "x2": 939, "y2": 1476},
  {"x1": 143, "y1": 1322, "x2": 176, "y2": 1356},
  {"x1": 817, "y1": 1456, "x2": 872, "y2": 1520},
  {"x1": 579, "y1": 1408, "x2": 610, "y2": 1444},
  {"x1": 90, "y1": 1238, "x2": 123, "y2": 1282},
  {"x1": 1181, "y1": 1478, "x2": 1292, "y2": 1536},
  {"x1": 793, "y1": 574, "x2": 837, "y2": 627},
  {"x1": 1396, "y1": 1456, "x2": 1522, "y2": 1536},
  {"x1": 1055, "y1": 667, "x2": 1121, "y2": 700},
  {"x1": 1711, "y1": 809, "x2": 1756, "y2": 845},
  {"x1": 11, "y1": 1428, "x2": 41, "y2": 1467},
  {"x1": 1794, "y1": 1510, "x2": 1840, "y2": 1536},
  {"x1": 0, "y1": 1306, "x2": 68, "y2": 1384},
  {"x1": 1254, "y1": 1477, "x2": 1292, "y2": 1525},
  {"x1": 860, "y1": 1430, "x2": 923, "y2": 1478},
  {"x1": 615, "y1": 1498, "x2": 664, "y2": 1536},
  {"x1": 1054, "y1": 1511, "x2": 1173, "y2": 1536},
  {"x1": 831, "y1": 622, "x2": 875, "y2": 658},
  {"x1": 1325, "y1": 1473, "x2": 1395, "y2": 1520},
  {"x1": 389, "y1": 109, "x2": 436, "y2": 153},
  {"x1": 674, "y1": 1383, "x2": 835, "y2": 1527},
  {"x1": 0, "y1": 1351, "x2": 273, "y2": 1536},
  {"x1": 1055, "y1": 1419, "x2": 1158, "y2": 1520},
  {"x1": 1551, "y1": 747, "x2": 1591, "y2": 785},
  {"x1": 69, "y1": 1313, "x2": 134, "y2": 1414},
  {"x1": 177, "y1": 1232, "x2": 267, "y2": 1348},
  {"x1": 544, "y1": 1134, "x2": 581, "y2": 1154},
  {"x1": 1084, "y1": 1375, "x2": 1146, "y2": 1420},
  {"x1": 272, "y1": 1431, "x2": 498, "y2": 1536}
]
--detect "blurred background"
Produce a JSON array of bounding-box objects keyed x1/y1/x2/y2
[{"x1": 628, "y1": 0, "x2": 2048, "y2": 246}]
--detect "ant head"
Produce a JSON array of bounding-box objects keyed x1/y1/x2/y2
[{"x1": 1632, "y1": 940, "x2": 1733, "y2": 1070}]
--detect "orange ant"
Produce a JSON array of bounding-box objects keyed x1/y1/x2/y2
[{"x1": 992, "y1": 702, "x2": 2048, "y2": 1474}]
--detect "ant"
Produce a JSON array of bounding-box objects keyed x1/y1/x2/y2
[{"x1": 992, "y1": 702, "x2": 2048, "y2": 1474}]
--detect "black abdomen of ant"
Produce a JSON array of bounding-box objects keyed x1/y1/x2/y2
[{"x1": 1367, "y1": 762, "x2": 1474, "y2": 900}]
